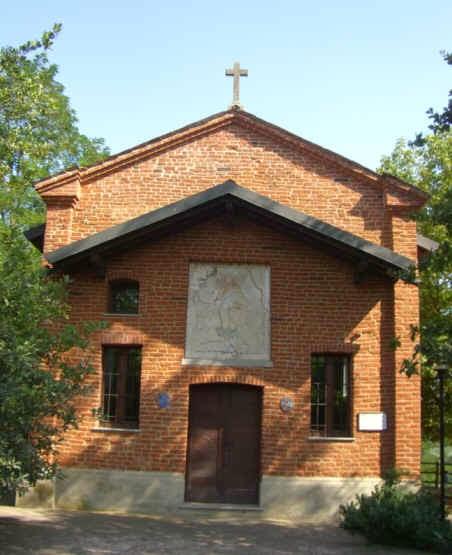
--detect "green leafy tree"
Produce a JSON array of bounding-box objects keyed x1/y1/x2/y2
[
  {"x1": 0, "y1": 26, "x2": 109, "y2": 497},
  {"x1": 415, "y1": 50, "x2": 451, "y2": 142},
  {"x1": 0, "y1": 226, "x2": 107, "y2": 497},
  {"x1": 0, "y1": 23, "x2": 109, "y2": 227},
  {"x1": 379, "y1": 55, "x2": 452, "y2": 438}
]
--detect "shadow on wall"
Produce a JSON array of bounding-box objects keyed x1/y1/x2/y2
[{"x1": 380, "y1": 286, "x2": 396, "y2": 476}]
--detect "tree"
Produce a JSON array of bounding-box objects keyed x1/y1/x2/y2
[
  {"x1": 379, "y1": 54, "x2": 452, "y2": 438},
  {"x1": 415, "y1": 50, "x2": 451, "y2": 142},
  {"x1": 0, "y1": 227, "x2": 105, "y2": 497},
  {"x1": 0, "y1": 23, "x2": 109, "y2": 227},
  {"x1": 0, "y1": 26, "x2": 109, "y2": 497}
]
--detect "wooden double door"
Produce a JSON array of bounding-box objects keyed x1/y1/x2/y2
[{"x1": 185, "y1": 383, "x2": 262, "y2": 505}]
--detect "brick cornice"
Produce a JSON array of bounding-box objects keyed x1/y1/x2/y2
[
  {"x1": 37, "y1": 170, "x2": 81, "y2": 194},
  {"x1": 38, "y1": 172, "x2": 81, "y2": 212},
  {"x1": 44, "y1": 194, "x2": 80, "y2": 209}
]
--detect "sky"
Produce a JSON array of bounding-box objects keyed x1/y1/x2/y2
[{"x1": 1, "y1": 1, "x2": 451, "y2": 170}]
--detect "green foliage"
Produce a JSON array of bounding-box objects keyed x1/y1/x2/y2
[
  {"x1": 340, "y1": 470, "x2": 452, "y2": 553},
  {"x1": 415, "y1": 50, "x2": 451, "y2": 141},
  {"x1": 0, "y1": 24, "x2": 109, "y2": 227},
  {"x1": 0, "y1": 25, "x2": 110, "y2": 495},
  {"x1": 379, "y1": 131, "x2": 452, "y2": 438},
  {"x1": 380, "y1": 133, "x2": 452, "y2": 242},
  {"x1": 423, "y1": 440, "x2": 452, "y2": 464},
  {"x1": 0, "y1": 225, "x2": 106, "y2": 496}
]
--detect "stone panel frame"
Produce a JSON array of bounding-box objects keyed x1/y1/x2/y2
[{"x1": 183, "y1": 263, "x2": 272, "y2": 368}]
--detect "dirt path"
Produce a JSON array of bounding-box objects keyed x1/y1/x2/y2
[{"x1": 0, "y1": 507, "x2": 433, "y2": 555}]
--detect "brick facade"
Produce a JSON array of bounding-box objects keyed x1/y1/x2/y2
[{"x1": 36, "y1": 110, "x2": 423, "y2": 482}]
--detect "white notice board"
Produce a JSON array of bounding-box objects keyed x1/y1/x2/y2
[{"x1": 358, "y1": 412, "x2": 387, "y2": 431}]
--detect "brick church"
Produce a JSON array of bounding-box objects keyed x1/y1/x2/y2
[{"x1": 23, "y1": 90, "x2": 430, "y2": 518}]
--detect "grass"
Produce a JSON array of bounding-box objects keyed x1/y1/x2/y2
[
  {"x1": 421, "y1": 440, "x2": 452, "y2": 496},
  {"x1": 422, "y1": 440, "x2": 452, "y2": 463}
]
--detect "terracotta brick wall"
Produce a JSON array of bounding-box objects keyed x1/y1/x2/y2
[
  {"x1": 57, "y1": 217, "x2": 420, "y2": 477},
  {"x1": 73, "y1": 125, "x2": 385, "y2": 244},
  {"x1": 44, "y1": 124, "x2": 394, "y2": 253},
  {"x1": 39, "y1": 117, "x2": 421, "y2": 478}
]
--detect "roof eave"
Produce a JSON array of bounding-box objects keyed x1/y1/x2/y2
[{"x1": 45, "y1": 181, "x2": 415, "y2": 277}]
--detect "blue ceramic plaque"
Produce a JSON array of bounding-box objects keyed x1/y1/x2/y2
[{"x1": 157, "y1": 392, "x2": 170, "y2": 409}]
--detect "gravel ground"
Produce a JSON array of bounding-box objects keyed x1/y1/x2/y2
[{"x1": 0, "y1": 507, "x2": 433, "y2": 555}]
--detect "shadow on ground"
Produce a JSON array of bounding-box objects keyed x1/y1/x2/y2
[{"x1": 0, "y1": 507, "x2": 433, "y2": 555}]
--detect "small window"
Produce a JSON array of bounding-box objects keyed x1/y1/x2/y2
[
  {"x1": 101, "y1": 347, "x2": 141, "y2": 428},
  {"x1": 310, "y1": 354, "x2": 351, "y2": 437},
  {"x1": 108, "y1": 280, "x2": 139, "y2": 314}
]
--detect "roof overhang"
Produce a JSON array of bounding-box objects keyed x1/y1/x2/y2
[
  {"x1": 42, "y1": 181, "x2": 415, "y2": 278},
  {"x1": 24, "y1": 223, "x2": 45, "y2": 252},
  {"x1": 417, "y1": 233, "x2": 439, "y2": 253}
]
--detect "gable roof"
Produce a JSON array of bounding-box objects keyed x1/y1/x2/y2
[
  {"x1": 34, "y1": 108, "x2": 428, "y2": 204},
  {"x1": 44, "y1": 180, "x2": 414, "y2": 276}
]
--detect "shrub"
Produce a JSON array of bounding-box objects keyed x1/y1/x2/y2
[{"x1": 339, "y1": 469, "x2": 452, "y2": 553}]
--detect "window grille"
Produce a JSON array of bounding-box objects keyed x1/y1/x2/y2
[{"x1": 310, "y1": 354, "x2": 351, "y2": 437}]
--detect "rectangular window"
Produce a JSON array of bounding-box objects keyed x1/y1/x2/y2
[
  {"x1": 310, "y1": 354, "x2": 351, "y2": 437},
  {"x1": 101, "y1": 346, "x2": 141, "y2": 428},
  {"x1": 108, "y1": 280, "x2": 139, "y2": 314}
]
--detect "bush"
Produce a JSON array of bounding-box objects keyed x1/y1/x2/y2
[{"x1": 339, "y1": 469, "x2": 452, "y2": 553}]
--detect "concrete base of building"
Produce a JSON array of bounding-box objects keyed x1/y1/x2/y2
[
  {"x1": 260, "y1": 475, "x2": 379, "y2": 521},
  {"x1": 16, "y1": 468, "x2": 381, "y2": 522}
]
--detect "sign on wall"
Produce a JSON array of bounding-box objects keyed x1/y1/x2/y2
[
  {"x1": 184, "y1": 263, "x2": 271, "y2": 367},
  {"x1": 358, "y1": 412, "x2": 387, "y2": 431}
]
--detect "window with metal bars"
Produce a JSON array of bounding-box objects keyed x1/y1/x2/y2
[
  {"x1": 101, "y1": 346, "x2": 141, "y2": 428},
  {"x1": 310, "y1": 354, "x2": 351, "y2": 437}
]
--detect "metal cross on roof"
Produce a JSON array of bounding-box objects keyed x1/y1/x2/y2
[{"x1": 225, "y1": 61, "x2": 248, "y2": 109}]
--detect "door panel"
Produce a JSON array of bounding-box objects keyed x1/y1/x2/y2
[
  {"x1": 186, "y1": 385, "x2": 222, "y2": 502},
  {"x1": 186, "y1": 383, "x2": 261, "y2": 504},
  {"x1": 222, "y1": 386, "x2": 261, "y2": 503}
]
